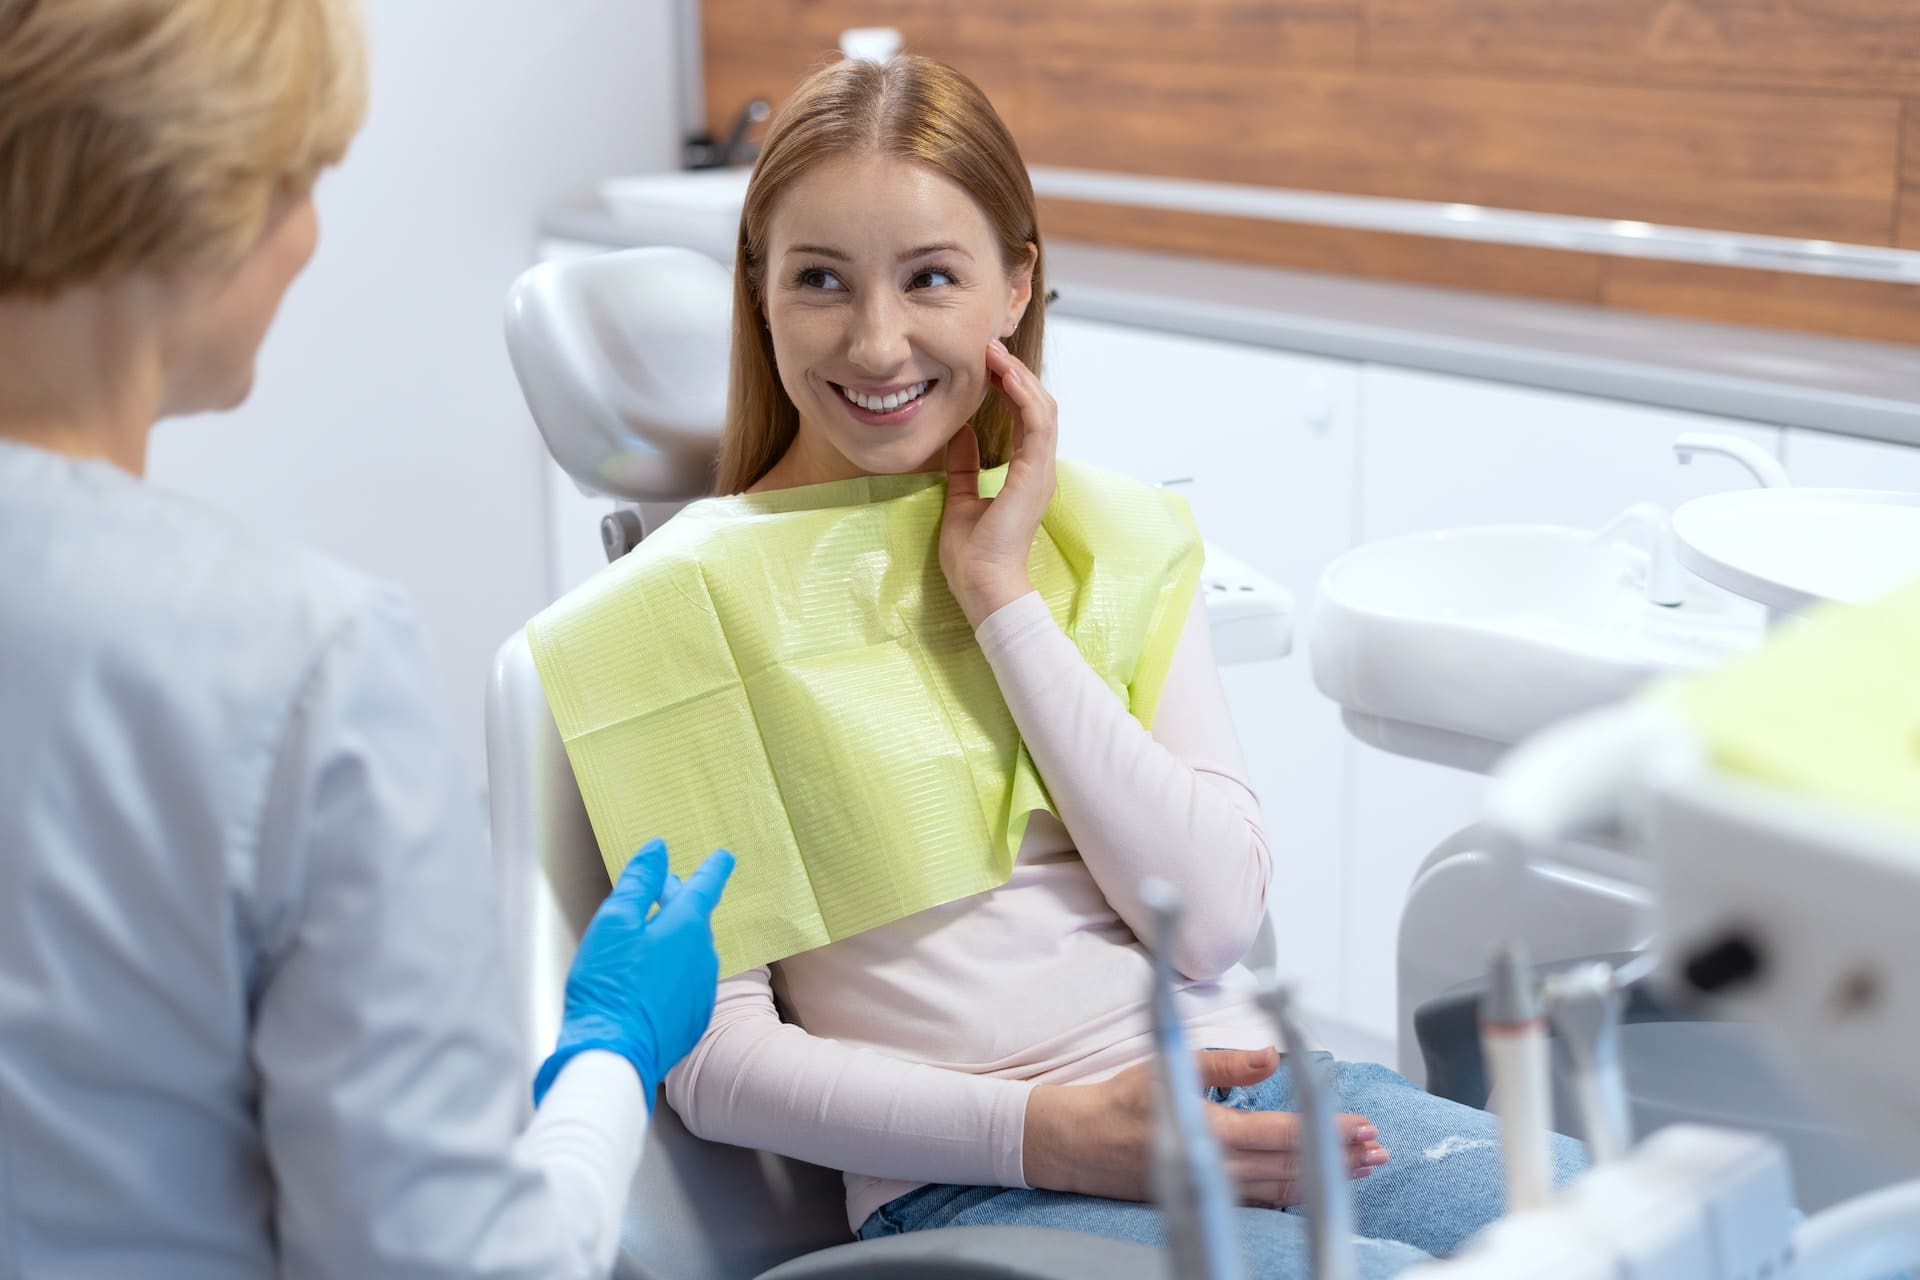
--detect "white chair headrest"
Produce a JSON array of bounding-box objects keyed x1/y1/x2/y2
[{"x1": 504, "y1": 246, "x2": 733, "y2": 503}]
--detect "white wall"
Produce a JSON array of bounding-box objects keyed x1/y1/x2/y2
[{"x1": 149, "y1": 0, "x2": 681, "y2": 782}]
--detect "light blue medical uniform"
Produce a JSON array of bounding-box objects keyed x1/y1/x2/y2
[{"x1": 0, "y1": 440, "x2": 641, "y2": 1279}]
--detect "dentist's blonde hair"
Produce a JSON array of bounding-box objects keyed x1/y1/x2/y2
[
  {"x1": 716, "y1": 54, "x2": 1045, "y2": 495},
  {"x1": 0, "y1": 0, "x2": 367, "y2": 295}
]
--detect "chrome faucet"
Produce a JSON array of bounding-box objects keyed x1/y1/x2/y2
[
  {"x1": 1673, "y1": 432, "x2": 1791, "y2": 489},
  {"x1": 683, "y1": 97, "x2": 770, "y2": 170}
]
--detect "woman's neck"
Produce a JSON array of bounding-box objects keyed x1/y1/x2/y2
[
  {"x1": 747, "y1": 418, "x2": 947, "y2": 493},
  {"x1": 748, "y1": 426, "x2": 856, "y2": 493},
  {"x1": 0, "y1": 283, "x2": 165, "y2": 476}
]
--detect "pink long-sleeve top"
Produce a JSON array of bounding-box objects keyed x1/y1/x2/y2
[{"x1": 664, "y1": 587, "x2": 1277, "y2": 1231}]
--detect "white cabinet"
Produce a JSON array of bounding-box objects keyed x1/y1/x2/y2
[
  {"x1": 1341, "y1": 367, "x2": 1787, "y2": 1042},
  {"x1": 1043, "y1": 316, "x2": 1361, "y2": 1011},
  {"x1": 1357, "y1": 368, "x2": 1786, "y2": 540}
]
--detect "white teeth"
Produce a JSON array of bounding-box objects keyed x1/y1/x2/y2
[{"x1": 841, "y1": 380, "x2": 928, "y2": 413}]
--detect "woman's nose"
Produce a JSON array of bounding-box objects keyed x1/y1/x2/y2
[{"x1": 846, "y1": 296, "x2": 912, "y2": 374}]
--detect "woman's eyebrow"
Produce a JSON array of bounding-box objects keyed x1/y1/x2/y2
[
  {"x1": 784, "y1": 243, "x2": 975, "y2": 263},
  {"x1": 899, "y1": 242, "x2": 972, "y2": 262}
]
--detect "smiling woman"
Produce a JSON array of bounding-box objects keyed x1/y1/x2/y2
[
  {"x1": 654, "y1": 54, "x2": 1584, "y2": 1279},
  {"x1": 717, "y1": 55, "x2": 1042, "y2": 496}
]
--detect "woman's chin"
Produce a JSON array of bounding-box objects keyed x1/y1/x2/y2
[{"x1": 852, "y1": 432, "x2": 955, "y2": 476}]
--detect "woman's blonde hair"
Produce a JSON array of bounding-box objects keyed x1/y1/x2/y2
[
  {"x1": 715, "y1": 55, "x2": 1044, "y2": 495},
  {"x1": 0, "y1": 0, "x2": 368, "y2": 295}
]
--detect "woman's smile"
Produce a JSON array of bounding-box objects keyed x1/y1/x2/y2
[{"x1": 830, "y1": 377, "x2": 939, "y2": 427}]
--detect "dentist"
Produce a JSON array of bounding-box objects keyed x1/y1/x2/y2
[{"x1": 0, "y1": 2, "x2": 731, "y2": 1277}]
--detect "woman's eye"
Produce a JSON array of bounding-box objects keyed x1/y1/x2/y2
[
  {"x1": 798, "y1": 267, "x2": 845, "y2": 291},
  {"x1": 910, "y1": 267, "x2": 956, "y2": 289}
]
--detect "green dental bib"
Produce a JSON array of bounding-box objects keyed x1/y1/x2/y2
[{"x1": 527, "y1": 459, "x2": 1203, "y2": 976}]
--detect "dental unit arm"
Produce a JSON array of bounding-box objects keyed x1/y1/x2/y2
[{"x1": 1402, "y1": 619, "x2": 1920, "y2": 1280}]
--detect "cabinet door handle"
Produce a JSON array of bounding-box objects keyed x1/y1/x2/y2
[{"x1": 1305, "y1": 379, "x2": 1336, "y2": 435}]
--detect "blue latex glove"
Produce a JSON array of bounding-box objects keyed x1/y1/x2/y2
[{"x1": 533, "y1": 838, "x2": 734, "y2": 1107}]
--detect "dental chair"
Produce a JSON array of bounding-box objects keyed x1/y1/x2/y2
[{"x1": 488, "y1": 246, "x2": 1177, "y2": 1280}]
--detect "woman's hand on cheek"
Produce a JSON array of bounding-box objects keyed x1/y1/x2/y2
[{"x1": 939, "y1": 338, "x2": 1058, "y2": 629}]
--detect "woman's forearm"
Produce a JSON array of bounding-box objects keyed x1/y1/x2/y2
[
  {"x1": 976, "y1": 590, "x2": 1272, "y2": 979},
  {"x1": 664, "y1": 971, "x2": 1033, "y2": 1189}
]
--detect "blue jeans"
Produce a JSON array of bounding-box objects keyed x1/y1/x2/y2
[{"x1": 858, "y1": 1055, "x2": 1587, "y2": 1278}]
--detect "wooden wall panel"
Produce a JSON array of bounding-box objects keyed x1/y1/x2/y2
[
  {"x1": 700, "y1": 0, "x2": 1920, "y2": 345},
  {"x1": 1363, "y1": 0, "x2": 1920, "y2": 96},
  {"x1": 702, "y1": 0, "x2": 1361, "y2": 135},
  {"x1": 1901, "y1": 101, "x2": 1920, "y2": 250},
  {"x1": 1006, "y1": 63, "x2": 1898, "y2": 244},
  {"x1": 710, "y1": 48, "x2": 1900, "y2": 246}
]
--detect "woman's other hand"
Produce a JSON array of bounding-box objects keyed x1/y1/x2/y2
[
  {"x1": 940, "y1": 338, "x2": 1058, "y2": 629},
  {"x1": 1021, "y1": 1048, "x2": 1390, "y2": 1207}
]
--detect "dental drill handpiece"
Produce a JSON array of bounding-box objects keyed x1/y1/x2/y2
[
  {"x1": 1546, "y1": 962, "x2": 1633, "y2": 1165},
  {"x1": 1481, "y1": 941, "x2": 1553, "y2": 1214},
  {"x1": 1141, "y1": 879, "x2": 1246, "y2": 1280},
  {"x1": 1254, "y1": 979, "x2": 1357, "y2": 1280}
]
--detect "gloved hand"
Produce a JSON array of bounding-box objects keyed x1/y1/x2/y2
[{"x1": 533, "y1": 838, "x2": 735, "y2": 1107}]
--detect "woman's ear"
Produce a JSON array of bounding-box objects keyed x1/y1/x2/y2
[{"x1": 1002, "y1": 241, "x2": 1038, "y2": 337}]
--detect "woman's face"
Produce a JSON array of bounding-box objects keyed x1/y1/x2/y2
[
  {"x1": 163, "y1": 187, "x2": 319, "y2": 417},
  {"x1": 759, "y1": 151, "x2": 1032, "y2": 486}
]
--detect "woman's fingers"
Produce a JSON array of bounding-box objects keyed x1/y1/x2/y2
[
  {"x1": 982, "y1": 340, "x2": 1056, "y2": 524},
  {"x1": 944, "y1": 425, "x2": 982, "y2": 502},
  {"x1": 1224, "y1": 1151, "x2": 1300, "y2": 1185},
  {"x1": 1214, "y1": 1107, "x2": 1391, "y2": 1170},
  {"x1": 1193, "y1": 1047, "x2": 1281, "y2": 1092},
  {"x1": 986, "y1": 339, "x2": 1056, "y2": 453}
]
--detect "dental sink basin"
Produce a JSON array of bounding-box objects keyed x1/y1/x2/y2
[
  {"x1": 1672, "y1": 487, "x2": 1920, "y2": 614},
  {"x1": 1311, "y1": 523, "x2": 1764, "y2": 772}
]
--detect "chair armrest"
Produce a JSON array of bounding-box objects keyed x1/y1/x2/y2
[{"x1": 754, "y1": 1226, "x2": 1171, "y2": 1279}]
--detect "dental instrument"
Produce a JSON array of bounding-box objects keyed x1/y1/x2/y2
[
  {"x1": 1142, "y1": 878, "x2": 1246, "y2": 1280},
  {"x1": 1141, "y1": 878, "x2": 1368, "y2": 1280},
  {"x1": 1542, "y1": 960, "x2": 1634, "y2": 1166},
  {"x1": 1479, "y1": 941, "x2": 1553, "y2": 1213},
  {"x1": 1253, "y1": 978, "x2": 1357, "y2": 1280}
]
